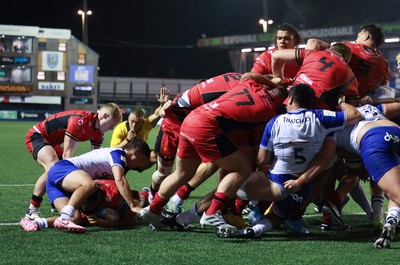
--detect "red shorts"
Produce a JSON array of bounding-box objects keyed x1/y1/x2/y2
[
  {"x1": 227, "y1": 124, "x2": 264, "y2": 148},
  {"x1": 177, "y1": 112, "x2": 237, "y2": 162},
  {"x1": 155, "y1": 118, "x2": 182, "y2": 161},
  {"x1": 25, "y1": 128, "x2": 63, "y2": 160}
]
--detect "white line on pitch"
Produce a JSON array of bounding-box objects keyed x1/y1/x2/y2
[{"x1": 0, "y1": 184, "x2": 34, "y2": 187}]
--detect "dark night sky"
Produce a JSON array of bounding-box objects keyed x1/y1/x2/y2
[{"x1": 2, "y1": 0, "x2": 399, "y2": 79}]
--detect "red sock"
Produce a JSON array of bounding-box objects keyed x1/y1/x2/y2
[
  {"x1": 30, "y1": 194, "x2": 42, "y2": 208},
  {"x1": 230, "y1": 198, "x2": 248, "y2": 215},
  {"x1": 139, "y1": 190, "x2": 149, "y2": 205},
  {"x1": 329, "y1": 191, "x2": 344, "y2": 207},
  {"x1": 176, "y1": 183, "x2": 195, "y2": 200},
  {"x1": 205, "y1": 192, "x2": 230, "y2": 215},
  {"x1": 149, "y1": 193, "x2": 169, "y2": 215},
  {"x1": 322, "y1": 212, "x2": 331, "y2": 224}
]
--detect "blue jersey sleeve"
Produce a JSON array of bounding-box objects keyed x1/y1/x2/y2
[
  {"x1": 260, "y1": 115, "x2": 279, "y2": 149},
  {"x1": 110, "y1": 149, "x2": 127, "y2": 168},
  {"x1": 313, "y1": 109, "x2": 345, "y2": 130},
  {"x1": 376, "y1": 104, "x2": 384, "y2": 113}
]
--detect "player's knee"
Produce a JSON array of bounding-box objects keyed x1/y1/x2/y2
[
  {"x1": 236, "y1": 184, "x2": 248, "y2": 200},
  {"x1": 152, "y1": 170, "x2": 167, "y2": 185},
  {"x1": 87, "y1": 181, "x2": 98, "y2": 194}
]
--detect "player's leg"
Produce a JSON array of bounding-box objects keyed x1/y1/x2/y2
[
  {"x1": 200, "y1": 149, "x2": 252, "y2": 230},
  {"x1": 26, "y1": 144, "x2": 59, "y2": 219},
  {"x1": 150, "y1": 125, "x2": 176, "y2": 201},
  {"x1": 236, "y1": 171, "x2": 283, "y2": 202},
  {"x1": 370, "y1": 180, "x2": 385, "y2": 229},
  {"x1": 168, "y1": 162, "x2": 218, "y2": 212},
  {"x1": 51, "y1": 165, "x2": 96, "y2": 233},
  {"x1": 375, "y1": 198, "x2": 400, "y2": 248}
]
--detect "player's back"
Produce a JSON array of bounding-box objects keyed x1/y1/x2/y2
[
  {"x1": 346, "y1": 42, "x2": 390, "y2": 97},
  {"x1": 265, "y1": 109, "x2": 345, "y2": 174},
  {"x1": 187, "y1": 72, "x2": 242, "y2": 109},
  {"x1": 293, "y1": 50, "x2": 357, "y2": 109},
  {"x1": 203, "y1": 78, "x2": 286, "y2": 130},
  {"x1": 294, "y1": 50, "x2": 354, "y2": 95},
  {"x1": 165, "y1": 72, "x2": 243, "y2": 125},
  {"x1": 35, "y1": 110, "x2": 96, "y2": 144},
  {"x1": 68, "y1": 148, "x2": 125, "y2": 180}
]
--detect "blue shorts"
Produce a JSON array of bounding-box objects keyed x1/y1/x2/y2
[
  {"x1": 47, "y1": 160, "x2": 79, "y2": 204},
  {"x1": 360, "y1": 126, "x2": 400, "y2": 183},
  {"x1": 267, "y1": 172, "x2": 313, "y2": 217},
  {"x1": 267, "y1": 172, "x2": 298, "y2": 199},
  {"x1": 273, "y1": 182, "x2": 313, "y2": 218}
]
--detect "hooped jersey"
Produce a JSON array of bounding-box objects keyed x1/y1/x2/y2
[
  {"x1": 345, "y1": 42, "x2": 390, "y2": 97},
  {"x1": 32, "y1": 110, "x2": 103, "y2": 147},
  {"x1": 261, "y1": 108, "x2": 346, "y2": 174}
]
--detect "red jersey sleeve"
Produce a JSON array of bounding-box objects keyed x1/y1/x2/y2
[{"x1": 251, "y1": 50, "x2": 273, "y2": 75}]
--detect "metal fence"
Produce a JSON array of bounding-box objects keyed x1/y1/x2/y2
[{"x1": 97, "y1": 76, "x2": 199, "y2": 105}]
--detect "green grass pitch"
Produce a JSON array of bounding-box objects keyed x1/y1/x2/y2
[{"x1": 0, "y1": 121, "x2": 398, "y2": 264}]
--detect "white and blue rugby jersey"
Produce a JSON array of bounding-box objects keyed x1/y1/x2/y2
[
  {"x1": 336, "y1": 104, "x2": 386, "y2": 154},
  {"x1": 67, "y1": 148, "x2": 127, "y2": 180},
  {"x1": 260, "y1": 108, "x2": 346, "y2": 174}
]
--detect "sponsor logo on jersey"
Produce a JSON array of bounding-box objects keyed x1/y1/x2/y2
[{"x1": 283, "y1": 116, "x2": 311, "y2": 124}]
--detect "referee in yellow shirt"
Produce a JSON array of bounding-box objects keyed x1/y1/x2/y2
[{"x1": 110, "y1": 87, "x2": 169, "y2": 169}]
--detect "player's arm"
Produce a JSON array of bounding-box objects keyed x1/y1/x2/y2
[
  {"x1": 112, "y1": 166, "x2": 142, "y2": 213},
  {"x1": 271, "y1": 49, "x2": 299, "y2": 79},
  {"x1": 62, "y1": 135, "x2": 79, "y2": 159},
  {"x1": 381, "y1": 102, "x2": 400, "y2": 120},
  {"x1": 97, "y1": 210, "x2": 137, "y2": 228},
  {"x1": 148, "y1": 106, "x2": 164, "y2": 126},
  {"x1": 284, "y1": 137, "x2": 337, "y2": 192},
  {"x1": 240, "y1": 72, "x2": 279, "y2": 87},
  {"x1": 361, "y1": 97, "x2": 400, "y2": 106},
  {"x1": 337, "y1": 96, "x2": 362, "y2": 126},
  {"x1": 306, "y1": 38, "x2": 331, "y2": 50},
  {"x1": 257, "y1": 148, "x2": 273, "y2": 172},
  {"x1": 148, "y1": 86, "x2": 170, "y2": 126}
]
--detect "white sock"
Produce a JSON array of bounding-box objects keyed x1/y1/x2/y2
[
  {"x1": 170, "y1": 194, "x2": 184, "y2": 206},
  {"x1": 350, "y1": 184, "x2": 372, "y2": 219},
  {"x1": 371, "y1": 195, "x2": 385, "y2": 219},
  {"x1": 176, "y1": 204, "x2": 200, "y2": 226},
  {"x1": 252, "y1": 218, "x2": 273, "y2": 236},
  {"x1": 386, "y1": 207, "x2": 400, "y2": 226},
  {"x1": 60, "y1": 205, "x2": 75, "y2": 219},
  {"x1": 35, "y1": 218, "x2": 48, "y2": 229},
  {"x1": 28, "y1": 204, "x2": 40, "y2": 214}
]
